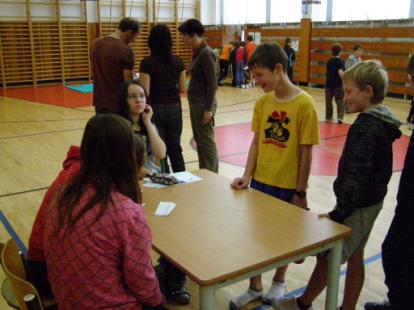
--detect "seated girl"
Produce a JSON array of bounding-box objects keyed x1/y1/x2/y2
[
  {"x1": 44, "y1": 114, "x2": 165, "y2": 309},
  {"x1": 117, "y1": 80, "x2": 167, "y2": 175}
]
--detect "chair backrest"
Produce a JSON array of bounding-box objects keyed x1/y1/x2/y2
[{"x1": 1, "y1": 239, "x2": 44, "y2": 310}]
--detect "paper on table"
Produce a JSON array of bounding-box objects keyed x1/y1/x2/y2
[
  {"x1": 155, "y1": 202, "x2": 176, "y2": 216},
  {"x1": 171, "y1": 171, "x2": 202, "y2": 183},
  {"x1": 142, "y1": 181, "x2": 167, "y2": 189}
]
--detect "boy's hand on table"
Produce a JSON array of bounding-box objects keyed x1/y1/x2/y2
[
  {"x1": 318, "y1": 213, "x2": 330, "y2": 219},
  {"x1": 291, "y1": 194, "x2": 309, "y2": 210},
  {"x1": 231, "y1": 177, "x2": 250, "y2": 190}
]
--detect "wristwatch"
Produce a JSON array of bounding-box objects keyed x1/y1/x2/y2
[{"x1": 294, "y1": 190, "x2": 307, "y2": 198}]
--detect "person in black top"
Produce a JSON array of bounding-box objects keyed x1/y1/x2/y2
[
  {"x1": 325, "y1": 43, "x2": 345, "y2": 124},
  {"x1": 407, "y1": 99, "x2": 414, "y2": 130},
  {"x1": 283, "y1": 38, "x2": 296, "y2": 82},
  {"x1": 364, "y1": 54, "x2": 414, "y2": 310},
  {"x1": 230, "y1": 41, "x2": 239, "y2": 87},
  {"x1": 139, "y1": 24, "x2": 186, "y2": 173}
]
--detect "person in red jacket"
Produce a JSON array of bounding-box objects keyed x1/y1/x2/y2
[{"x1": 28, "y1": 145, "x2": 81, "y2": 298}]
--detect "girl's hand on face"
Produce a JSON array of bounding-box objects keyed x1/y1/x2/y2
[{"x1": 141, "y1": 104, "x2": 153, "y2": 124}]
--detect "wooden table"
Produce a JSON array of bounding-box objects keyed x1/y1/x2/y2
[{"x1": 143, "y1": 170, "x2": 351, "y2": 310}]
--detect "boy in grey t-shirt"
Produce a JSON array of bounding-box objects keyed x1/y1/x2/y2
[{"x1": 345, "y1": 44, "x2": 363, "y2": 70}]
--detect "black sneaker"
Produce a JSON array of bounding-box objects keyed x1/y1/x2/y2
[
  {"x1": 364, "y1": 301, "x2": 391, "y2": 310},
  {"x1": 167, "y1": 286, "x2": 191, "y2": 305}
]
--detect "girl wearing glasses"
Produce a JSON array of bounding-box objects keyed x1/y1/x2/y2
[{"x1": 118, "y1": 80, "x2": 166, "y2": 175}]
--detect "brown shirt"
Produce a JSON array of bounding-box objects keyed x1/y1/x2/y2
[
  {"x1": 91, "y1": 36, "x2": 134, "y2": 111},
  {"x1": 187, "y1": 41, "x2": 218, "y2": 110}
]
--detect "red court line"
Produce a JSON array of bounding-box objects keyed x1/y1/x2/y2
[{"x1": 212, "y1": 122, "x2": 410, "y2": 176}]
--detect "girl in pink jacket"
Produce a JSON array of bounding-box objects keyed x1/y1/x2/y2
[{"x1": 44, "y1": 114, "x2": 164, "y2": 310}]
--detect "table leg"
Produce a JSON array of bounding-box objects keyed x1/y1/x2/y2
[
  {"x1": 199, "y1": 285, "x2": 215, "y2": 310},
  {"x1": 325, "y1": 239, "x2": 343, "y2": 310}
]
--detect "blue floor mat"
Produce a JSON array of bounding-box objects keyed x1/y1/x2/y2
[{"x1": 66, "y1": 83, "x2": 93, "y2": 93}]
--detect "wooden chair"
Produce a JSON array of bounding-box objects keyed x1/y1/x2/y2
[
  {"x1": 0, "y1": 241, "x2": 19, "y2": 308},
  {"x1": 1, "y1": 239, "x2": 56, "y2": 310}
]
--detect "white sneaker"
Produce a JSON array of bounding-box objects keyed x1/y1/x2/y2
[
  {"x1": 272, "y1": 296, "x2": 313, "y2": 310},
  {"x1": 229, "y1": 288, "x2": 263, "y2": 309},
  {"x1": 262, "y1": 281, "x2": 286, "y2": 304}
]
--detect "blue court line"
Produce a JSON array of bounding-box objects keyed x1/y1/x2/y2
[
  {"x1": 0, "y1": 210, "x2": 28, "y2": 257},
  {"x1": 251, "y1": 253, "x2": 384, "y2": 309},
  {"x1": 284, "y1": 252, "x2": 383, "y2": 298}
]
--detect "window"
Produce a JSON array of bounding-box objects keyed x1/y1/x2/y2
[
  {"x1": 332, "y1": 0, "x2": 410, "y2": 21},
  {"x1": 223, "y1": 0, "x2": 266, "y2": 24},
  {"x1": 270, "y1": 0, "x2": 302, "y2": 23}
]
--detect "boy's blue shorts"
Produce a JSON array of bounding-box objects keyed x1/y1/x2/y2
[{"x1": 250, "y1": 178, "x2": 294, "y2": 203}]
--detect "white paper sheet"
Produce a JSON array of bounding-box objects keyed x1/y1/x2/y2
[
  {"x1": 155, "y1": 202, "x2": 176, "y2": 216},
  {"x1": 171, "y1": 171, "x2": 203, "y2": 183}
]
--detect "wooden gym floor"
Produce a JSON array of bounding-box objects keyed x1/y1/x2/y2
[{"x1": 0, "y1": 83, "x2": 412, "y2": 309}]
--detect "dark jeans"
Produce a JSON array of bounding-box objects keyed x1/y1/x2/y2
[
  {"x1": 408, "y1": 99, "x2": 414, "y2": 123},
  {"x1": 94, "y1": 105, "x2": 115, "y2": 114},
  {"x1": 155, "y1": 257, "x2": 187, "y2": 294},
  {"x1": 152, "y1": 104, "x2": 185, "y2": 173},
  {"x1": 219, "y1": 59, "x2": 229, "y2": 82},
  {"x1": 231, "y1": 62, "x2": 237, "y2": 86},
  {"x1": 325, "y1": 87, "x2": 344, "y2": 121},
  {"x1": 250, "y1": 179, "x2": 295, "y2": 203},
  {"x1": 287, "y1": 65, "x2": 294, "y2": 82},
  {"x1": 382, "y1": 131, "x2": 414, "y2": 309},
  {"x1": 27, "y1": 259, "x2": 54, "y2": 299}
]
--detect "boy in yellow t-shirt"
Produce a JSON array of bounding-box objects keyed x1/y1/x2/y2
[{"x1": 229, "y1": 43, "x2": 320, "y2": 310}]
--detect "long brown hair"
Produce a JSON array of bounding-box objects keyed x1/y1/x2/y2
[{"x1": 57, "y1": 114, "x2": 141, "y2": 232}]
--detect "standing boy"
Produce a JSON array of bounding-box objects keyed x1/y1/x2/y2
[
  {"x1": 345, "y1": 45, "x2": 363, "y2": 70},
  {"x1": 273, "y1": 60, "x2": 402, "y2": 310},
  {"x1": 229, "y1": 43, "x2": 320, "y2": 309},
  {"x1": 325, "y1": 43, "x2": 345, "y2": 123}
]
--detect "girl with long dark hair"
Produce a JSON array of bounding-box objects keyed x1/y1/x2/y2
[
  {"x1": 118, "y1": 80, "x2": 167, "y2": 175},
  {"x1": 139, "y1": 24, "x2": 186, "y2": 173},
  {"x1": 44, "y1": 114, "x2": 164, "y2": 309}
]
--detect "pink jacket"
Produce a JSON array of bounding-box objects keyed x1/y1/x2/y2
[{"x1": 44, "y1": 189, "x2": 163, "y2": 309}]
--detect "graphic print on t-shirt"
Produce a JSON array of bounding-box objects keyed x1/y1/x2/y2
[{"x1": 263, "y1": 111, "x2": 290, "y2": 148}]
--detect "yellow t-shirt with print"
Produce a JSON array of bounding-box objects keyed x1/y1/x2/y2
[{"x1": 252, "y1": 91, "x2": 320, "y2": 189}]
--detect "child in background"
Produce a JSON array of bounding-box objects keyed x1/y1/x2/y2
[
  {"x1": 283, "y1": 38, "x2": 296, "y2": 82},
  {"x1": 325, "y1": 43, "x2": 345, "y2": 123},
  {"x1": 273, "y1": 60, "x2": 402, "y2": 310},
  {"x1": 345, "y1": 44, "x2": 363, "y2": 70},
  {"x1": 235, "y1": 41, "x2": 247, "y2": 88}
]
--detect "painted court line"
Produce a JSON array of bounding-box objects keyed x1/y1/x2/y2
[{"x1": 0, "y1": 210, "x2": 28, "y2": 257}]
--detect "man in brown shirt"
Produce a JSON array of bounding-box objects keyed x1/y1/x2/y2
[{"x1": 91, "y1": 17, "x2": 140, "y2": 113}]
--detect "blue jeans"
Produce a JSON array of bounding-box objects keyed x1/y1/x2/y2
[
  {"x1": 235, "y1": 61, "x2": 245, "y2": 87},
  {"x1": 250, "y1": 179, "x2": 294, "y2": 203}
]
